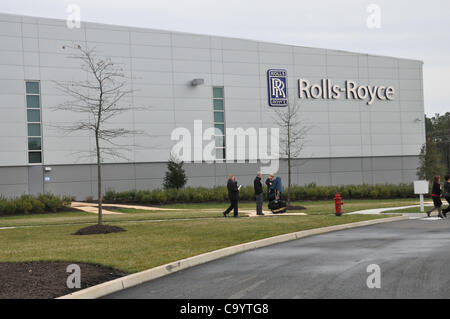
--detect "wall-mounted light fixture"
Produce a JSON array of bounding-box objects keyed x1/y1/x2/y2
[
  {"x1": 191, "y1": 78, "x2": 205, "y2": 86},
  {"x1": 44, "y1": 166, "x2": 52, "y2": 172}
]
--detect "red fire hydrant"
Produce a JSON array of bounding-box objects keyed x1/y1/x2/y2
[{"x1": 335, "y1": 193, "x2": 344, "y2": 216}]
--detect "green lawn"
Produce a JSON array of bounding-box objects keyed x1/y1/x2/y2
[
  {"x1": 0, "y1": 199, "x2": 419, "y2": 228},
  {"x1": 157, "y1": 198, "x2": 420, "y2": 212},
  {"x1": 1, "y1": 214, "x2": 390, "y2": 273},
  {"x1": 0, "y1": 199, "x2": 416, "y2": 274},
  {"x1": 0, "y1": 209, "x2": 220, "y2": 228}
]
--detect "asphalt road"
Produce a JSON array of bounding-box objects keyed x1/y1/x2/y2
[{"x1": 105, "y1": 218, "x2": 450, "y2": 299}]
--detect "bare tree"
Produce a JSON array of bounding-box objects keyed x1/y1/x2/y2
[
  {"x1": 274, "y1": 102, "x2": 309, "y2": 206},
  {"x1": 54, "y1": 45, "x2": 139, "y2": 226}
]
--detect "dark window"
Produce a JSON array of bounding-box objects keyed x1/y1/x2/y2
[
  {"x1": 26, "y1": 95, "x2": 40, "y2": 108},
  {"x1": 212, "y1": 87, "x2": 225, "y2": 160},
  {"x1": 27, "y1": 123, "x2": 41, "y2": 137},
  {"x1": 213, "y1": 99, "x2": 224, "y2": 110},
  {"x1": 28, "y1": 137, "x2": 42, "y2": 151},
  {"x1": 214, "y1": 111, "x2": 224, "y2": 123},
  {"x1": 27, "y1": 109, "x2": 40, "y2": 122},
  {"x1": 26, "y1": 81, "x2": 40, "y2": 94},
  {"x1": 28, "y1": 152, "x2": 42, "y2": 164},
  {"x1": 213, "y1": 87, "x2": 224, "y2": 99},
  {"x1": 26, "y1": 81, "x2": 42, "y2": 164}
]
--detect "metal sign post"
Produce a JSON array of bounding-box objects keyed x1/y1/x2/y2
[{"x1": 414, "y1": 181, "x2": 429, "y2": 213}]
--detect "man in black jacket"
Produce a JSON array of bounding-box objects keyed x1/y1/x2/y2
[
  {"x1": 265, "y1": 174, "x2": 275, "y2": 201},
  {"x1": 254, "y1": 172, "x2": 264, "y2": 215},
  {"x1": 223, "y1": 175, "x2": 239, "y2": 218}
]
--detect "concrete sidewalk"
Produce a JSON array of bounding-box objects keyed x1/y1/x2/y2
[
  {"x1": 348, "y1": 205, "x2": 420, "y2": 215},
  {"x1": 71, "y1": 203, "x2": 123, "y2": 215},
  {"x1": 348, "y1": 202, "x2": 433, "y2": 216},
  {"x1": 242, "y1": 210, "x2": 307, "y2": 217},
  {"x1": 71, "y1": 201, "x2": 187, "y2": 214},
  {"x1": 72, "y1": 202, "x2": 306, "y2": 217}
]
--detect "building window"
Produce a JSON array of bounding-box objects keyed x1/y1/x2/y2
[
  {"x1": 213, "y1": 87, "x2": 226, "y2": 160},
  {"x1": 26, "y1": 81, "x2": 42, "y2": 164}
]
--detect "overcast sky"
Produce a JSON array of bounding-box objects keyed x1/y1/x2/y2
[{"x1": 1, "y1": 0, "x2": 449, "y2": 116}]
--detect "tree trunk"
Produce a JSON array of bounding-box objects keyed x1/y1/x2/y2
[
  {"x1": 288, "y1": 156, "x2": 291, "y2": 206},
  {"x1": 287, "y1": 112, "x2": 292, "y2": 207},
  {"x1": 96, "y1": 133, "x2": 103, "y2": 226}
]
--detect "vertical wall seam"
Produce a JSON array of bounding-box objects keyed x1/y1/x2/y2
[
  {"x1": 128, "y1": 30, "x2": 137, "y2": 189},
  {"x1": 396, "y1": 59, "x2": 405, "y2": 183},
  {"x1": 357, "y1": 54, "x2": 364, "y2": 184},
  {"x1": 19, "y1": 17, "x2": 30, "y2": 193},
  {"x1": 366, "y1": 54, "x2": 374, "y2": 184},
  {"x1": 325, "y1": 50, "x2": 332, "y2": 185}
]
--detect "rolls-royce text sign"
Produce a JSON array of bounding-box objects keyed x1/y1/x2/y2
[
  {"x1": 266, "y1": 70, "x2": 395, "y2": 106},
  {"x1": 298, "y1": 79, "x2": 395, "y2": 105},
  {"x1": 267, "y1": 69, "x2": 288, "y2": 107}
]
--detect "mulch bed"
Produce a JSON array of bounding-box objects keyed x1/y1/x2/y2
[
  {"x1": 0, "y1": 261, "x2": 127, "y2": 299},
  {"x1": 74, "y1": 225, "x2": 126, "y2": 235}
]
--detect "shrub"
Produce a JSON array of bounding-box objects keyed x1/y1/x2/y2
[
  {"x1": 163, "y1": 154, "x2": 187, "y2": 189},
  {"x1": 38, "y1": 194, "x2": 65, "y2": 213},
  {"x1": 164, "y1": 188, "x2": 179, "y2": 203},
  {"x1": 153, "y1": 190, "x2": 168, "y2": 204},
  {"x1": 62, "y1": 196, "x2": 72, "y2": 207},
  {"x1": 30, "y1": 197, "x2": 46, "y2": 213},
  {"x1": 101, "y1": 183, "x2": 416, "y2": 205},
  {"x1": 104, "y1": 189, "x2": 117, "y2": 202},
  {"x1": 16, "y1": 195, "x2": 33, "y2": 214},
  {"x1": 141, "y1": 193, "x2": 153, "y2": 204},
  {"x1": 2, "y1": 200, "x2": 17, "y2": 215},
  {"x1": 0, "y1": 193, "x2": 72, "y2": 216}
]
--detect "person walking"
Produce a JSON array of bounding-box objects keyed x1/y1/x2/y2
[
  {"x1": 442, "y1": 174, "x2": 450, "y2": 218},
  {"x1": 254, "y1": 172, "x2": 264, "y2": 216},
  {"x1": 223, "y1": 175, "x2": 239, "y2": 218},
  {"x1": 427, "y1": 175, "x2": 444, "y2": 218}
]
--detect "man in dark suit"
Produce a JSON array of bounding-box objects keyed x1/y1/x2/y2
[
  {"x1": 223, "y1": 175, "x2": 239, "y2": 218},
  {"x1": 265, "y1": 174, "x2": 275, "y2": 201},
  {"x1": 254, "y1": 172, "x2": 264, "y2": 215}
]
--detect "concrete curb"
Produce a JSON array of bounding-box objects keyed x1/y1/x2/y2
[{"x1": 57, "y1": 215, "x2": 407, "y2": 299}]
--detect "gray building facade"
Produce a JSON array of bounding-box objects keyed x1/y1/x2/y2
[{"x1": 0, "y1": 13, "x2": 425, "y2": 200}]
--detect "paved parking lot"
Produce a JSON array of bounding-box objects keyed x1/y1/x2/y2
[{"x1": 105, "y1": 218, "x2": 450, "y2": 299}]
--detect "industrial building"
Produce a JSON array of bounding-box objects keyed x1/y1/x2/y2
[{"x1": 0, "y1": 13, "x2": 425, "y2": 199}]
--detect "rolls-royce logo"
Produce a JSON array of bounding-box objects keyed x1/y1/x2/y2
[{"x1": 267, "y1": 69, "x2": 288, "y2": 107}]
